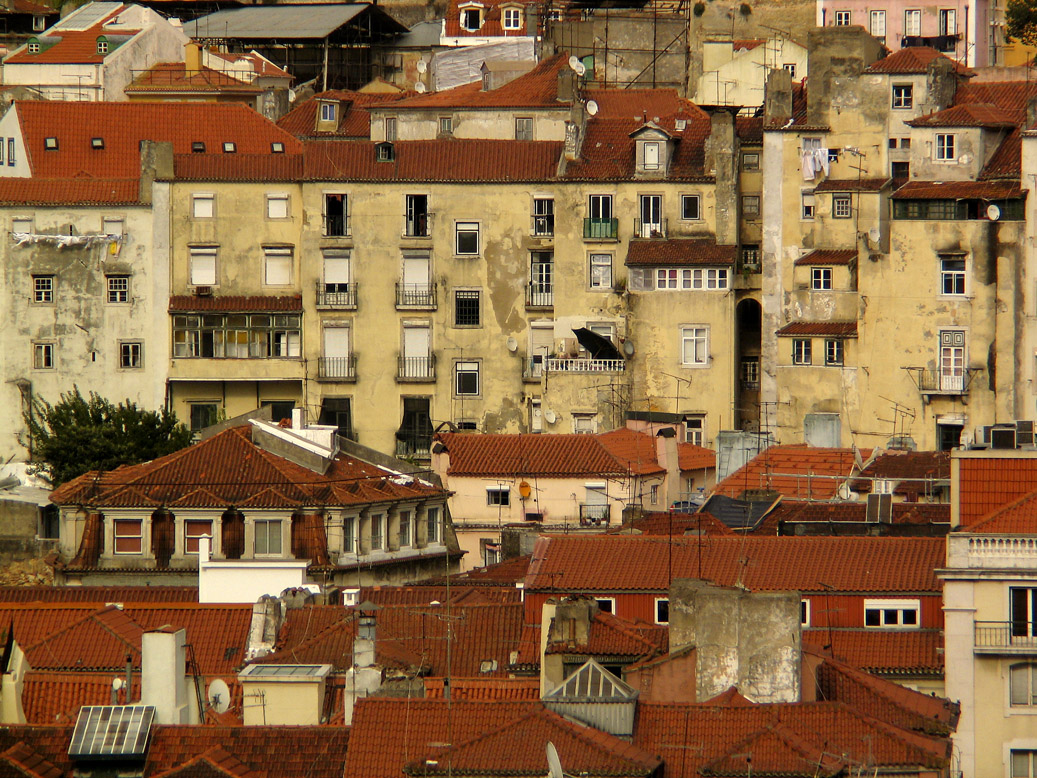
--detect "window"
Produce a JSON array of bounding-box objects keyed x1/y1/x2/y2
[
  {"x1": 650, "y1": 484, "x2": 659, "y2": 504},
  {"x1": 1012, "y1": 588, "x2": 1037, "y2": 639},
  {"x1": 384, "y1": 117, "x2": 397, "y2": 142},
  {"x1": 271, "y1": 142, "x2": 285, "y2": 154},
  {"x1": 33, "y1": 342, "x2": 53, "y2": 369},
  {"x1": 533, "y1": 197, "x2": 554, "y2": 236},
  {"x1": 742, "y1": 152, "x2": 760, "y2": 170},
  {"x1": 891, "y1": 84, "x2": 913, "y2": 109},
  {"x1": 586, "y1": 194, "x2": 615, "y2": 239},
  {"x1": 96, "y1": 37, "x2": 108, "y2": 54},
  {"x1": 905, "y1": 8, "x2": 921, "y2": 35},
  {"x1": 639, "y1": 194, "x2": 663, "y2": 236},
  {"x1": 783, "y1": 63, "x2": 796, "y2": 79},
  {"x1": 426, "y1": 507, "x2": 440, "y2": 543},
  {"x1": 681, "y1": 326, "x2": 709, "y2": 367},
  {"x1": 657, "y1": 268, "x2": 679, "y2": 289},
  {"x1": 487, "y1": 487, "x2": 510, "y2": 506},
  {"x1": 264, "y1": 246, "x2": 292, "y2": 286},
  {"x1": 941, "y1": 256, "x2": 966, "y2": 295},
  {"x1": 1011, "y1": 664, "x2": 1037, "y2": 706},
  {"x1": 515, "y1": 117, "x2": 533, "y2": 141},
  {"x1": 573, "y1": 413, "x2": 596, "y2": 434},
  {"x1": 192, "y1": 193, "x2": 214, "y2": 218},
  {"x1": 864, "y1": 599, "x2": 919, "y2": 627},
  {"x1": 742, "y1": 244, "x2": 760, "y2": 268},
  {"x1": 343, "y1": 516, "x2": 356, "y2": 555},
  {"x1": 691, "y1": 268, "x2": 729, "y2": 290},
  {"x1": 589, "y1": 254, "x2": 612, "y2": 289},
  {"x1": 398, "y1": 510, "x2": 412, "y2": 547},
  {"x1": 681, "y1": 194, "x2": 701, "y2": 220},
  {"x1": 254, "y1": 520, "x2": 282, "y2": 555},
  {"x1": 324, "y1": 193, "x2": 348, "y2": 236},
  {"x1": 406, "y1": 194, "x2": 430, "y2": 237},
  {"x1": 802, "y1": 192, "x2": 815, "y2": 219},
  {"x1": 192, "y1": 141, "x2": 205, "y2": 153},
  {"x1": 811, "y1": 267, "x2": 833, "y2": 290},
  {"x1": 267, "y1": 194, "x2": 289, "y2": 219},
  {"x1": 460, "y1": 6, "x2": 482, "y2": 29},
  {"x1": 456, "y1": 222, "x2": 479, "y2": 255},
  {"x1": 101, "y1": 216, "x2": 122, "y2": 236},
  {"x1": 936, "y1": 134, "x2": 956, "y2": 161},
  {"x1": 655, "y1": 598, "x2": 669, "y2": 624},
  {"x1": 939, "y1": 330, "x2": 966, "y2": 391},
  {"x1": 8, "y1": 138, "x2": 15, "y2": 166},
  {"x1": 32, "y1": 275, "x2": 53, "y2": 303},
  {"x1": 119, "y1": 341, "x2": 142, "y2": 369},
  {"x1": 455, "y1": 361, "x2": 480, "y2": 395},
  {"x1": 869, "y1": 9, "x2": 885, "y2": 38},
  {"x1": 596, "y1": 598, "x2": 615, "y2": 614},
  {"x1": 643, "y1": 142, "x2": 660, "y2": 170},
  {"x1": 529, "y1": 252, "x2": 553, "y2": 306},
  {"x1": 832, "y1": 194, "x2": 852, "y2": 218},
  {"x1": 801, "y1": 599, "x2": 811, "y2": 627},
  {"x1": 44, "y1": 137, "x2": 57, "y2": 150},
  {"x1": 107, "y1": 275, "x2": 129, "y2": 303},
  {"x1": 1013, "y1": 751, "x2": 1037, "y2": 778},
  {"x1": 222, "y1": 142, "x2": 235, "y2": 153},
  {"x1": 370, "y1": 514, "x2": 384, "y2": 550},
  {"x1": 27, "y1": 40, "x2": 40, "y2": 53},
  {"x1": 482, "y1": 539, "x2": 501, "y2": 566},
  {"x1": 184, "y1": 520, "x2": 213, "y2": 554},
  {"x1": 742, "y1": 195, "x2": 760, "y2": 218},
  {"x1": 319, "y1": 102, "x2": 337, "y2": 122},
  {"x1": 190, "y1": 403, "x2": 218, "y2": 432},
  {"x1": 376, "y1": 142, "x2": 395, "y2": 162},
  {"x1": 454, "y1": 289, "x2": 480, "y2": 326},
  {"x1": 939, "y1": 8, "x2": 956, "y2": 35},
  {"x1": 685, "y1": 415, "x2": 705, "y2": 445},
  {"x1": 439, "y1": 116, "x2": 453, "y2": 135},
  {"x1": 741, "y1": 358, "x2": 759, "y2": 389},
  {"x1": 190, "y1": 246, "x2": 217, "y2": 286},
  {"x1": 891, "y1": 161, "x2": 910, "y2": 180},
  {"x1": 825, "y1": 339, "x2": 843, "y2": 366},
  {"x1": 113, "y1": 519, "x2": 141, "y2": 554},
  {"x1": 834, "y1": 9, "x2": 851, "y2": 24},
  {"x1": 792, "y1": 339, "x2": 811, "y2": 365},
  {"x1": 319, "y1": 397, "x2": 353, "y2": 440},
  {"x1": 502, "y1": 6, "x2": 521, "y2": 28},
  {"x1": 173, "y1": 314, "x2": 301, "y2": 359}
]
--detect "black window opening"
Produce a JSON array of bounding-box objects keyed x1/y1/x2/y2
[
  {"x1": 397, "y1": 397, "x2": 433, "y2": 456},
  {"x1": 325, "y1": 194, "x2": 347, "y2": 236},
  {"x1": 893, "y1": 197, "x2": 1025, "y2": 221},
  {"x1": 406, "y1": 194, "x2": 429, "y2": 237},
  {"x1": 319, "y1": 397, "x2": 354, "y2": 440},
  {"x1": 190, "y1": 403, "x2": 218, "y2": 432},
  {"x1": 262, "y1": 400, "x2": 295, "y2": 425}
]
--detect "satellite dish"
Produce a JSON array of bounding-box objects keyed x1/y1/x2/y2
[
  {"x1": 568, "y1": 55, "x2": 581, "y2": 71},
  {"x1": 546, "y1": 742, "x2": 564, "y2": 778},
  {"x1": 416, "y1": 59, "x2": 427, "y2": 73},
  {"x1": 111, "y1": 677, "x2": 124, "y2": 691},
  {"x1": 868, "y1": 228, "x2": 880, "y2": 243},
  {"x1": 506, "y1": 337, "x2": 518, "y2": 352},
  {"x1": 574, "y1": 61, "x2": 586, "y2": 76},
  {"x1": 586, "y1": 100, "x2": 598, "y2": 116},
  {"x1": 207, "y1": 678, "x2": 231, "y2": 714},
  {"x1": 544, "y1": 409, "x2": 557, "y2": 424},
  {"x1": 415, "y1": 82, "x2": 427, "y2": 93},
  {"x1": 622, "y1": 339, "x2": 635, "y2": 357},
  {"x1": 987, "y1": 203, "x2": 1002, "y2": 221}
]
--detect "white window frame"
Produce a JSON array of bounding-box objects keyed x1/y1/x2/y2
[
  {"x1": 573, "y1": 413, "x2": 596, "y2": 434},
  {"x1": 654, "y1": 597, "x2": 669, "y2": 624},
  {"x1": 184, "y1": 519, "x2": 213, "y2": 555},
  {"x1": 455, "y1": 360, "x2": 480, "y2": 396},
  {"x1": 864, "y1": 598, "x2": 920, "y2": 628},
  {"x1": 940, "y1": 255, "x2": 966, "y2": 296},
  {"x1": 595, "y1": 597, "x2": 615, "y2": 614},
  {"x1": 107, "y1": 275, "x2": 129, "y2": 303},
  {"x1": 487, "y1": 487, "x2": 510, "y2": 506},
  {"x1": 825, "y1": 339, "x2": 844, "y2": 366},
  {"x1": 691, "y1": 268, "x2": 729, "y2": 290},
  {"x1": 656, "y1": 268, "x2": 679, "y2": 289},
  {"x1": 319, "y1": 102, "x2": 337, "y2": 122},
  {"x1": 783, "y1": 63, "x2": 797, "y2": 79},
  {"x1": 811, "y1": 267, "x2": 833, "y2": 290},
  {"x1": 891, "y1": 83, "x2": 913, "y2": 109},
  {"x1": 459, "y1": 5, "x2": 482, "y2": 30},
  {"x1": 1010, "y1": 664, "x2": 1037, "y2": 708},
  {"x1": 190, "y1": 246, "x2": 217, "y2": 286},
  {"x1": 685, "y1": 415, "x2": 705, "y2": 445},
  {"x1": 832, "y1": 194, "x2": 852, "y2": 219},
  {"x1": 502, "y1": 6, "x2": 521, "y2": 28},
  {"x1": 680, "y1": 325, "x2": 709, "y2": 367},
  {"x1": 681, "y1": 193, "x2": 701, "y2": 220},
  {"x1": 589, "y1": 253, "x2": 612, "y2": 290},
  {"x1": 266, "y1": 193, "x2": 289, "y2": 220},
  {"x1": 32, "y1": 275, "x2": 53, "y2": 304},
  {"x1": 264, "y1": 246, "x2": 293, "y2": 286},
  {"x1": 254, "y1": 519, "x2": 283, "y2": 556},
  {"x1": 936, "y1": 133, "x2": 956, "y2": 161},
  {"x1": 32, "y1": 342, "x2": 54, "y2": 370},
  {"x1": 834, "y1": 9, "x2": 851, "y2": 24},
  {"x1": 192, "y1": 193, "x2": 214, "y2": 219},
  {"x1": 801, "y1": 191, "x2": 815, "y2": 220},
  {"x1": 869, "y1": 9, "x2": 886, "y2": 38},
  {"x1": 113, "y1": 519, "x2": 142, "y2": 554},
  {"x1": 643, "y1": 142, "x2": 660, "y2": 171},
  {"x1": 904, "y1": 8, "x2": 921, "y2": 35},
  {"x1": 455, "y1": 222, "x2": 480, "y2": 255},
  {"x1": 742, "y1": 152, "x2": 760, "y2": 170},
  {"x1": 801, "y1": 599, "x2": 811, "y2": 627},
  {"x1": 742, "y1": 195, "x2": 760, "y2": 218},
  {"x1": 792, "y1": 339, "x2": 812, "y2": 365},
  {"x1": 515, "y1": 116, "x2": 533, "y2": 141},
  {"x1": 119, "y1": 341, "x2": 143, "y2": 369},
  {"x1": 103, "y1": 217, "x2": 123, "y2": 236}
]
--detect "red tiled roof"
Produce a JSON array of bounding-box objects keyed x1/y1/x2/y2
[
  {"x1": 625, "y1": 238, "x2": 736, "y2": 267},
  {"x1": 1, "y1": 742, "x2": 62, "y2": 778},
  {"x1": 172, "y1": 154, "x2": 303, "y2": 182},
  {"x1": 865, "y1": 46, "x2": 972, "y2": 75},
  {"x1": 909, "y1": 102, "x2": 1017, "y2": 128},
  {"x1": 957, "y1": 454, "x2": 1037, "y2": 527},
  {"x1": 768, "y1": 500, "x2": 950, "y2": 525},
  {"x1": 360, "y1": 584, "x2": 522, "y2": 606},
  {"x1": 804, "y1": 628, "x2": 944, "y2": 675},
  {"x1": 679, "y1": 442, "x2": 715, "y2": 471},
  {"x1": 545, "y1": 610, "x2": 667, "y2": 659},
  {"x1": 15, "y1": 102, "x2": 301, "y2": 180},
  {"x1": 278, "y1": 90, "x2": 410, "y2": 139},
  {"x1": 168, "y1": 295, "x2": 302, "y2": 312},
  {"x1": 443, "y1": 0, "x2": 536, "y2": 37},
  {"x1": 439, "y1": 556, "x2": 532, "y2": 585},
  {"x1": 713, "y1": 445, "x2": 865, "y2": 499},
  {"x1": 956, "y1": 81, "x2": 1037, "y2": 179},
  {"x1": 125, "y1": 63, "x2": 262, "y2": 94},
  {"x1": 736, "y1": 114, "x2": 763, "y2": 144},
  {"x1": 851, "y1": 450, "x2": 950, "y2": 496},
  {"x1": 0, "y1": 178, "x2": 140, "y2": 205},
  {"x1": 150, "y1": 748, "x2": 264, "y2": 778},
  {"x1": 813, "y1": 178, "x2": 888, "y2": 192},
  {"x1": 794, "y1": 249, "x2": 856, "y2": 266},
  {"x1": 5, "y1": 5, "x2": 140, "y2": 65},
  {"x1": 437, "y1": 433, "x2": 631, "y2": 477},
  {"x1": 304, "y1": 139, "x2": 561, "y2": 182},
  {"x1": 525, "y1": 535, "x2": 944, "y2": 593},
  {"x1": 892, "y1": 179, "x2": 1024, "y2": 199},
  {"x1": 0, "y1": 585, "x2": 197, "y2": 603},
  {"x1": 617, "y1": 511, "x2": 735, "y2": 536},
  {"x1": 51, "y1": 426, "x2": 445, "y2": 511},
  {"x1": 391, "y1": 55, "x2": 567, "y2": 109},
  {"x1": 595, "y1": 428, "x2": 666, "y2": 476},
  {"x1": 966, "y1": 488, "x2": 1037, "y2": 533},
  {"x1": 732, "y1": 38, "x2": 765, "y2": 50},
  {"x1": 424, "y1": 677, "x2": 540, "y2": 700},
  {"x1": 22, "y1": 605, "x2": 143, "y2": 670},
  {"x1": 775, "y1": 321, "x2": 858, "y2": 337}
]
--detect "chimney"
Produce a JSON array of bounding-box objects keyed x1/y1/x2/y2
[
  {"x1": 557, "y1": 68, "x2": 576, "y2": 103},
  {"x1": 142, "y1": 628, "x2": 190, "y2": 724},
  {"x1": 763, "y1": 67, "x2": 793, "y2": 127},
  {"x1": 655, "y1": 428, "x2": 680, "y2": 507},
  {"x1": 705, "y1": 110, "x2": 738, "y2": 246},
  {"x1": 540, "y1": 597, "x2": 596, "y2": 696},
  {"x1": 354, "y1": 601, "x2": 379, "y2": 669},
  {"x1": 185, "y1": 41, "x2": 202, "y2": 74},
  {"x1": 342, "y1": 601, "x2": 383, "y2": 723},
  {"x1": 139, "y1": 140, "x2": 173, "y2": 206}
]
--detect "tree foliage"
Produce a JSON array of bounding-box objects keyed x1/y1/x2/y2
[
  {"x1": 1006, "y1": 0, "x2": 1037, "y2": 47},
  {"x1": 25, "y1": 387, "x2": 193, "y2": 486}
]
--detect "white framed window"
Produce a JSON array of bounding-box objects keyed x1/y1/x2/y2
[
  {"x1": 119, "y1": 341, "x2": 143, "y2": 369},
  {"x1": 27, "y1": 40, "x2": 40, "y2": 53},
  {"x1": 892, "y1": 84, "x2": 913, "y2": 109},
  {"x1": 681, "y1": 194, "x2": 701, "y2": 220},
  {"x1": 801, "y1": 599, "x2": 811, "y2": 627},
  {"x1": 589, "y1": 254, "x2": 612, "y2": 289},
  {"x1": 783, "y1": 63, "x2": 797, "y2": 79},
  {"x1": 107, "y1": 275, "x2": 129, "y2": 303},
  {"x1": 834, "y1": 9, "x2": 851, "y2": 24},
  {"x1": 939, "y1": 330, "x2": 966, "y2": 392},
  {"x1": 532, "y1": 197, "x2": 554, "y2": 236},
  {"x1": 650, "y1": 484, "x2": 659, "y2": 504},
  {"x1": 801, "y1": 192, "x2": 815, "y2": 219},
  {"x1": 96, "y1": 37, "x2": 109, "y2": 54},
  {"x1": 811, "y1": 267, "x2": 833, "y2": 290},
  {"x1": 595, "y1": 598, "x2": 615, "y2": 614},
  {"x1": 487, "y1": 487, "x2": 510, "y2": 506},
  {"x1": 690, "y1": 268, "x2": 729, "y2": 290},
  {"x1": 1013, "y1": 750, "x2": 1037, "y2": 778},
  {"x1": 941, "y1": 256, "x2": 966, "y2": 295},
  {"x1": 869, "y1": 9, "x2": 886, "y2": 38},
  {"x1": 643, "y1": 142, "x2": 660, "y2": 170},
  {"x1": 103, "y1": 217, "x2": 123, "y2": 236},
  {"x1": 742, "y1": 195, "x2": 760, "y2": 218},
  {"x1": 184, "y1": 520, "x2": 213, "y2": 554},
  {"x1": 939, "y1": 8, "x2": 956, "y2": 35},
  {"x1": 12, "y1": 217, "x2": 32, "y2": 233},
  {"x1": 742, "y1": 152, "x2": 760, "y2": 170},
  {"x1": 343, "y1": 516, "x2": 357, "y2": 554},
  {"x1": 792, "y1": 339, "x2": 812, "y2": 365},
  {"x1": 825, "y1": 339, "x2": 844, "y2": 366},
  {"x1": 456, "y1": 222, "x2": 480, "y2": 255},
  {"x1": 655, "y1": 598, "x2": 669, "y2": 624},
  {"x1": 832, "y1": 194, "x2": 852, "y2": 218},
  {"x1": 32, "y1": 15, "x2": 44, "y2": 31},
  {"x1": 32, "y1": 342, "x2": 54, "y2": 370},
  {"x1": 319, "y1": 102, "x2": 337, "y2": 122},
  {"x1": 32, "y1": 275, "x2": 53, "y2": 303},
  {"x1": 113, "y1": 519, "x2": 142, "y2": 554},
  {"x1": 573, "y1": 413, "x2": 596, "y2": 434},
  {"x1": 741, "y1": 358, "x2": 759, "y2": 388},
  {"x1": 864, "y1": 598, "x2": 919, "y2": 628},
  {"x1": 685, "y1": 414, "x2": 704, "y2": 445},
  {"x1": 936, "y1": 133, "x2": 956, "y2": 161},
  {"x1": 460, "y1": 5, "x2": 482, "y2": 29},
  {"x1": 455, "y1": 361, "x2": 480, "y2": 395},
  {"x1": 656, "y1": 268, "x2": 679, "y2": 289},
  {"x1": 254, "y1": 519, "x2": 282, "y2": 555},
  {"x1": 904, "y1": 8, "x2": 921, "y2": 35},
  {"x1": 680, "y1": 326, "x2": 709, "y2": 367},
  {"x1": 384, "y1": 117, "x2": 397, "y2": 142},
  {"x1": 190, "y1": 246, "x2": 217, "y2": 286},
  {"x1": 439, "y1": 116, "x2": 453, "y2": 135},
  {"x1": 502, "y1": 6, "x2": 521, "y2": 28},
  {"x1": 426, "y1": 506, "x2": 440, "y2": 543},
  {"x1": 370, "y1": 514, "x2": 385, "y2": 550},
  {"x1": 1010, "y1": 664, "x2": 1037, "y2": 706},
  {"x1": 264, "y1": 246, "x2": 292, "y2": 286},
  {"x1": 266, "y1": 193, "x2": 289, "y2": 219},
  {"x1": 515, "y1": 117, "x2": 533, "y2": 141},
  {"x1": 481, "y1": 538, "x2": 501, "y2": 566},
  {"x1": 192, "y1": 193, "x2": 214, "y2": 219}
]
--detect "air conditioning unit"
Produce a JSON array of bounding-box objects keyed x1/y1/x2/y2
[
  {"x1": 194, "y1": 286, "x2": 213, "y2": 297},
  {"x1": 1017, "y1": 420, "x2": 1035, "y2": 448},
  {"x1": 991, "y1": 426, "x2": 1017, "y2": 450},
  {"x1": 866, "y1": 493, "x2": 893, "y2": 523},
  {"x1": 971, "y1": 425, "x2": 991, "y2": 449}
]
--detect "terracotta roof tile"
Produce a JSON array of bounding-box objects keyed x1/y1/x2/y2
[
  {"x1": 909, "y1": 102, "x2": 1017, "y2": 128},
  {"x1": 814, "y1": 178, "x2": 889, "y2": 192},
  {"x1": 736, "y1": 115, "x2": 763, "y2": 144},
  {"x1": 892, "y1": 179, "x2": 1024, "y2": 199},
  {"x1": 391, "y1": 55, "x2": 567, "y2": 109},
  {"x1": 437, "y1": 432, "x2": 631, "y2": 477},
  {"x1": 124, "y1": 604, "x2": 252, "y2": 675},
  {"x1": 545, "y1": 610, "x2": 667, "y2": 659},
  {"x1": 169, "y1": 295, "x2": 302, "y2": 312},
  {"x1": 150, "y1": 748, "x2": 264, "y2": 778},
  {"x1": 0, "y1": 585, "x2": 197, "y2": 604},
  {"x1": 524, "y1": 535, "x2": 944, "y2": 593},
  {"x1": 713, "y1": 445, "x2": 865, "y2": 500},
  {"x1": 966, "y1": 488, "x2": 1037, "y2": 533},
  {"x1": 125, "y1": 63, "x2": 262, "y2": 94},
  {"x1": 173, "y1": 154, "x2": 303, "y2": 182},
  {"x1": 851, "y1": 450, "x2": 950, "y2": 496},
  {"x1": 444, "y1": 0, "x2": 536, "y2": 37},
  {"x1": 794, "y1": 249, "x2": 857, "y2": 266},
  {"x1": 679, "y1": 442, "x2": 715, "y2": 471},
  {"x1": 436, "y1": 556, "x2": 532, "y2": 585},
  {"x1": 361, "y1": 583, "x2": 523, "y2": 605},
  {"x1": 865, "y1": 46, "x2": 972, "y2": 75},
  {"x1": 278, "y1": 90, "x2": 409, "y2": 138},
  {"x1": 804, "y1": 628, "x2": 944, "y2": 675},
  {"x1": 768, "y1": 500, "x2": 950, "y2": 525},
  {"x1": 617, "y1": 511, "x2": 735, "y2": 536},
  {"x1": 1, "y1": 742, "x2": 62, "y2": 778},
  {"x1": 423, "y1": 677, "x2": 540, "y2": 700},
  {"x1": 732, "y1": 38, "x2": 765, "y2": 50},
  {"x1": 625, "y1": 238, "x2": 736, "y2": 267},
  {"x1": 956, "y1": 454, "x2": 1037, "y2": 526},
  {"x1": 5, "y1": 6, "x2": 139, "y2": 65},
  {"x1": 775, "y1": 321, "x2": 858, "y2": 337},
  {"x1": 0, "y1": 178, "x2": 140, "y2": 205},
  {"x1": 595, "y1": 428, "x2": 666, "y2": 475},
  {"x1": 22, "y1": 605, "x2": 143, "y2": 670}
]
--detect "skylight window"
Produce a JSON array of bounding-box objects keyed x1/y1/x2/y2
[
  {"x1": 91, "y1": 137, "x2": 104, "y2": 149},
  {"x1": 44, "y1": 137, "x2": 57, "y2": 150},
  {"x1": 223, "y1": 142, "x2": 236, "y2": 153},
  {"x1": 271, "y1": 142, "x2": 285, "y2": 154},
  {"x1": 191, "y1": 141, "x2": 205, "y2": 153}
]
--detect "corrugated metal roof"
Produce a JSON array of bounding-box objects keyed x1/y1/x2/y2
[{"x1": 185, "y1": 5, "x2": 397, "y2": 40}]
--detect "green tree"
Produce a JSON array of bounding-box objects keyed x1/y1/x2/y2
[
  {"x1": 25, "y1": 387, "x2": 193, "y2": 486},
  {"x1": 1007, "y1": 0, "x2": 1037, "y2": 46}
]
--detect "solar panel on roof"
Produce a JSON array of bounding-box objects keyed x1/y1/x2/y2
[{"x1": 68, "y1": 705, "x2": 155, "y2": 760}]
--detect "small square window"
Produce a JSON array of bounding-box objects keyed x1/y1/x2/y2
[
  {"x1": 456, "y1": 222, "x2": 479, "y2": 255},
  {"x1": 190, "y1": 246, "x2": 218, "y2": 286},
  {"x1": 742, "y1": 152, "x2": 760, "y2": 170},
  {"x1": 96, "y1": 38, "x2": 108, "y2": 54},
  {"x1": 487, "y1": 488, "x2": 510, "y2": 506},
  {"x1": 267, "y1": 194, "x2": 289, "y2": 219},
  {"x1": 264, "y1": 247, "x2": 292, "y2": 285},
  {"x1": 742, "y1": 195, "x2": 760, "y2": 217},
  {"x1": 271, "y1": 142, "x2": 285, "y2": 153},
  {"x1": 28, "y1": 41, "x2": 40, "y2": 53},
  {"x1": 835, "y1": 11, "x2": 851, "y2": 25},
  {"x1": 103, "y1": 217, "x2": 123, "y2": 236},
  {"x1": 574, "y1": 414, "x2": 596, "y2": 434},
  {"x1": 376, "y1": 142, "x2": 395, "y2": 162},
  {"x1": 589, "y1": 254, "x2": 612, "y2": 289},
  {"x1": 192, "y1": 193, "x2": 214, "y2": 218},
  {"x1": 44, "y1": 137, "x2": 57, "y2": 150},
  {"x1": 825, "y1": 339, "x2": 843, "y2": 365},
  {"x1": 891, "y1": 84, "x2": 913, "y2": 109},
  {"x1": 783, "y1": 63, "x2": 797, "y2": 79},
  {"x1": 320, "y1": 102, "x2": 337, "y2": 122},
  {"x1": 515, "y1": 117, "x2": 533, "y2": 141},
  {"x1": 503, "y1": 7, "x2": 521, "y2": 28},
  {"x1": 190, "y1": 403, "x2": 218, "y2": 432},
  {"x1": 655, "y1": 598, "x2": 669, "y2": 624},
  {"x1": 454, "y1": 289, "x2": 480, "y2": 326},
  {"x1": 811, "y1": 267, "x2": 832, "y2": 290},
  {"x1": 120, "y1": 341, "x2": 143, "y2": 369},
  {"x1": 936, "y1": 133, "x2": 956, "y2": 161},
  {"x1": 191, "y1": 141, "x2": 205, "y2": 153},
  {"x1": 113, "y1": 519, "x2": 142, "y2": 554},
  {"x1": 792, "y1": 339, "x2": 812, "y2": 365},
  {"x1": 439, "y1": 116, "x2": 453, "y2": 135},
  {"x1": 681, "y1": 194, "x2": 701, "y2": 220},
  {"x1": 223, "y1": 142, "x2": 236, "y2": 153},
  {"x1": 455, "y1": 361, "x2": 480, "y2": 395},
  {"x1": 91, "y1": 137, "x2": 104, "y2": 149},
  {"x1": 833, "y1": 194, "x2": 852, "y2": 218},
  {"x1": 33, "y1": 342, "x2": 53, "y2": 369},
  {"x1": 802, "y1": 192, "x2": 815, "y2": 219},
  {"x1": 685, "y1": 415, "x2": 704, "y2": 445},
  {"x1": 460, "y1": 7, "x2": 482, "y2": 29},
  {"x1": 32, "y1": 275, "x2": 53, "y2": 303},
  {"x1": 891, "y1": 161, "x2": 910, "y2": 180},
  {"x1": 107, "y1": 275, "x2": 129, "y2": 303},
  {"x1": 941, "y1": 256, "x2": 966, "y2": 295}
]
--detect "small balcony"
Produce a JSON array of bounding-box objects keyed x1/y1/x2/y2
[
  {"x1": 532, "y1": 214, "x2": 554, "y2": 238},
  {"x1": 316, "y1": 282, "x2": 357, "y2": 309},
  {"x1": 317, "y1": 355, "x2": 357, "y2": 382},
  {"x1": 584, "y1": 217, "x2": 618, "y2": 241},
  {"x1": 396, "y1": 282, "x2": 437, "y2": 309},
  {"x1": 324, "y1": 214, "x2": 349, "y2": 238},
  {"x1": 579, "y1": 504, "x2": 610, "y2": 526},
  {"x1": 397, "y1": 354, "x2": 436, "y2": 382},
  {"x1": 634, "y1": 218, "x2": 668, "y2": 239},
  {"x1": 404, "y1": 211, "x2": 433, "y2": 238},
  {"x1": 525, "y1": 283, "x2": 554, "y2": 309},
  {"x1": 546, "y1": 357, "x2": 625, "y2": 373},
  {"x1": 523, "y1": 356, "x2": 546, "y2": 382},
  {"x1": 906, "y1": 367, "x2": 976, "y2": 399},
  {"x1": 975, "y1": 622, "x2": 1037, "y2": 654}
]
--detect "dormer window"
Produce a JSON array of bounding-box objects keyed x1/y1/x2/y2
[
  {"x1": 459, "y1": 5, "x2": 483, "y2": 30},
  {"x1": 91, "y1": 137, "x2": 104, "y2": 149},
  {"x1": 96, "y1": 36, "x2": 108, "y2": 54},
  {"x1": 644, "y1": 141, "x2": 660, "y2": 170},
  {"x1": 502, "y1": 6, "x2": 521, "y2": 29},
  {"x1": 376, "y1": 141, "x2": 395, "y2": 162},
  {"x1": 271, "y1": 142, "x2": 285, "y2": 153},
  {"x1": 191, "y1": 141, "x2": 205, "y2": 153},
  {"x1": 319, "y1": 102, "x2": 337, "y2": 122},
  {"x1": 27, "y1": 39, "x2": 40, "y2": 54},
  {"x1": 44, "y1": 137, "x2": 57, "y2": 150},
  {"x1": 631, "y1": 124, "x2": 674, "y2": 175},
  {"x1": 32, "y1": 15, "x2": 45, "y2": 31}
]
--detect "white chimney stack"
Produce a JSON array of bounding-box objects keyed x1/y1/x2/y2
[{"x1": 142, "y1": 628, "x2": 191, "y2": 724}]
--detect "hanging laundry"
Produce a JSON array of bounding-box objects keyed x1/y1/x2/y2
[{"x1": 802, "y1": 151, "x2": 815, "y2": 180}]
